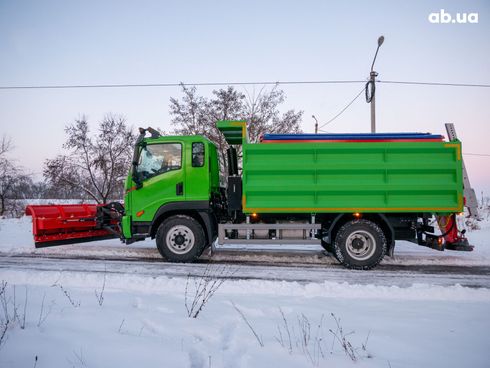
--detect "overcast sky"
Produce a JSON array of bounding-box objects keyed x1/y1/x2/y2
[{"x1": 1, "y1": 0, "x2": 489, "y2": 194}]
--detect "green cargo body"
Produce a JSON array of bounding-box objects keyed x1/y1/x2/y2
[{"x1": 241, "y1": 141, "x2": 463, "y2": 214}]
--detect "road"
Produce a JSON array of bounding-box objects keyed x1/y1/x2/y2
[{"x1": 1, "y1": 251, "x2": 489, "y2": 289}]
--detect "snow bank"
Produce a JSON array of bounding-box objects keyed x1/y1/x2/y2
[{"x1": 2, "y1": 268, "x2": 490, "y2": 302}]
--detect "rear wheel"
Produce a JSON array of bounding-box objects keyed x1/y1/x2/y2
[
  {"x1": 156, "y1": 215, "x2": 205, "y2": 262},
  {"x1": 334, "y1": 219, "x2": 386, "y2": 270}
]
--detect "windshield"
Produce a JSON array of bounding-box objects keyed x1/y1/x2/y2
[{"x1": 136, "y1": 143, "x2": 182, "y2": 181}]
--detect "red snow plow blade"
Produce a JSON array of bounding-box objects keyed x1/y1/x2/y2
[{"x1": 25, "y1": 204, "x2": 119, "y2": 248}]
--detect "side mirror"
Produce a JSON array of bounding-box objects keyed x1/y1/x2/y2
[{"x1": 131, "y1": 140, "x2": 146, "y2": 190}]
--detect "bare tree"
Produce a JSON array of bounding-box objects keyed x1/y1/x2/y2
[
  {"x1": 0, "y1": 135, "x2": 15, "y2": 215},
  {"x1": 243, "y1": 85, "x2": 302, "y2": 141},
  {"x1": 170, "y1": 84, "x2": 303, "y2": 170},
  {"x1": 44, "y1": 115, "x2": 136, "y2": 203},
  {"x1": 0, "y1": 136, "x2": 31, "y2": 217},
  {"x1": 15, "y1": 179, "x2": 48, "y2": 200},
  {"x1": 0, "y1": 159, "x2": 18, "y2": 216},
  {"x1": 0, "y1": 135, "x2": 12, "y2": 157}
]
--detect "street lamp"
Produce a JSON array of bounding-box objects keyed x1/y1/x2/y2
[
  {"x1": 312, "y1": 115, "x2": 319, "y2": 134},
  {"x1": 368, "y1": 35, "x2": 384, "y2": 133}
]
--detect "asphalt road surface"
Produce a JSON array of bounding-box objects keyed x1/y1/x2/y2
[{"x1": 1, "y1": 251, "x2": 489, "y2": 289}]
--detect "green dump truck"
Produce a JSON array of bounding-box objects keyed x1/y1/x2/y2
[{"x1": 26, "y1": 121, "x2": 476, "y2": 270}]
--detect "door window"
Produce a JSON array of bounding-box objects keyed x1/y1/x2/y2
[{"x1": 192, "y1": 142, "x2": 205, "y2": 167}]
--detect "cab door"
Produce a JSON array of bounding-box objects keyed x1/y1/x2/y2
[
  {"x1": 130, "y1": 141, "x2": 185, "y2": 223},
  {"x1": 184, "y1": 141, "x2": 210, "y2": 201}
]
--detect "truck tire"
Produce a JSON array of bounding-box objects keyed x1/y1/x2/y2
[
  {"x1": 156, "y1": 215, "x2": 205, "y2": 262},
  {"x1": 333, "y1": 219, "x2": 386, "y2": 270}
]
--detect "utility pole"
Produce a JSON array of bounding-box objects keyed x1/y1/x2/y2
[
  {"x1": 368, "y1": 36, "x2": 384, "y2": 133},
  {"x1": 312, "y1": 115, "x2": 319, "y2": 134},
  {"x1": 369, "y1": 70, "x2": 378, "y2": 133}
]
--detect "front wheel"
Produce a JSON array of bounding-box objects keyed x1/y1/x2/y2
[
  {"x1": 334, "y1": 219, "x2": 386, "y2": 270},
  {"x1": 156, "y1": 215, "x2": 205, "y2": 262}
]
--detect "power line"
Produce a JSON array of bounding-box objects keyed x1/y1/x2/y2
[
  {"x1": 0, "y1": 80, "x2": 364, "y2": 90},
  {"x1": 0, "y1": 79, "x2": 489, "y2": 90},
  {"x1": 318, "y1": 87, "x2": 365, "y2": 130},
  {"x1": 463, "y1": 153, "x2": 490, "y2": 157},
  {"x1": 2, "y1": 78, "x2": 487, "y2": 133},
  {"x1": 379, "y1": 80, "x2": 490, "y2": 88}
]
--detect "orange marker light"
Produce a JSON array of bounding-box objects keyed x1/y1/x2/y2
[
  {"x1": 126, "y1": 186, "x2": 137, "y2": 194},
  {"x1": 353, "y1": 212, "x2": 361, "y2": 218},
  {"x1": 136, "y1": 210, "x2": 145, "y2": 217}
]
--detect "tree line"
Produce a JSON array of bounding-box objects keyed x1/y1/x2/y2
[
  {"x1": 0, "y1": 134, "x2": 95, "y2": 217},
  {"x1": 0, "y1": 85, "x2": 302, "y2": 217}
]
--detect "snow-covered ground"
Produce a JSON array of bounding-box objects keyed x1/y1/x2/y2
[
  {"x1": 0, "y1": 215, "x2": 489, "y2": 367},
  {"x1": 1, "y1": 262, "x2": 489, "y2": 368}
]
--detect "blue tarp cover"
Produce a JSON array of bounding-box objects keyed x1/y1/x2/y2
[{"x1": 262, "y1": 132, "x2": 443, "y2": 140}]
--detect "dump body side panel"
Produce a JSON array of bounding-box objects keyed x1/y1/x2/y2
[{"x1": 242, "y1": 141, "x2": 463, "y2": 213}]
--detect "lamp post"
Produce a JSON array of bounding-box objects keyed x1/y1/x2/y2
[
  {"x1": 369, "y1": 35, "x2": 384, "y2": 133},
  {"x1": 312, "y1": 115, "x2": 319, "y2": 134}
]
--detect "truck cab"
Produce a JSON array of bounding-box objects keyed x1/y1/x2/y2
[{"x1": 121, "y1": 131, "x2": 221, "y2": 260}]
